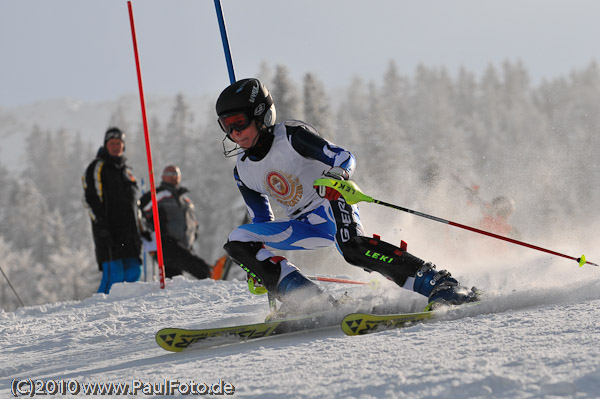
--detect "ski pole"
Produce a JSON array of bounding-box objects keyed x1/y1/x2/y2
[
  {"x1": 451, "y1": 173, "x2": 486, "y2": 207},
  {"x1": 0, "y1": 264, "x2": 25, "y2": 307},
  {"x1": 307, "y1": 275, "x2": 368, "y2": 285},
  {"x1": 314, "y1": 178, "x2": 598, "y2": 267}
]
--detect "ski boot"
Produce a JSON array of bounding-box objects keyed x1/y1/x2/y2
[
  {"x1": 266, "y1": 269, "x2": 338, "y2": 320},
  {"x1": 413, "y1": 262, "x2": 480, "y2": 311},
  {"x1": 223, "y1": 241, "x2": 337, "y2": 319}
]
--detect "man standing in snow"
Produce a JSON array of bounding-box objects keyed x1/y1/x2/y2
[
  {"x1": 215, "y1": 78, "x2": 479, "y2": 315},
  {"x1": 139, "y1": 165, "x2": 213, "y2": 280},
  {"x1": 83, "y1": 127, "x2": 143, "y2": 294}
]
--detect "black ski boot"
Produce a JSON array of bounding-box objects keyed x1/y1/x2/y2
[{"x1": 413, "y1": 262, "x2": 480, "y2": 310}]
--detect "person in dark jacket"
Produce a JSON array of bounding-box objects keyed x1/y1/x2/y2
[
  {"x1": 139, "y1": 165, "x2": 212, "y2": 280},
  {"x1": 83, "y1": 127, "x2": 143, "y2": 294}
]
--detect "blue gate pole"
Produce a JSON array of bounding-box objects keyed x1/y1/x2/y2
[
  {"x1": 140, "y1": 177, "x2": 147, "y2": 282},
  {"x1": 214, "y1": 0, "x2": 236, "y2": 83}
]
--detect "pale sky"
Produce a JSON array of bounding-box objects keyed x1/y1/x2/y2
[{"x1": 1, "y1": 0, "x2": 599, "y2": 107}]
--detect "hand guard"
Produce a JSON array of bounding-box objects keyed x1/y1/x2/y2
[{"x1": 315, "y1": 167, "x2": 349, "y2": 201}]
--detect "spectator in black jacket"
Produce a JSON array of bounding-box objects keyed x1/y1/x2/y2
[
  {"x1": 83, "y1": 127, "x2": 142, "y2": 294},
  {"x1": 140, "y1": 165, "x2": 212, "y2": 280}
]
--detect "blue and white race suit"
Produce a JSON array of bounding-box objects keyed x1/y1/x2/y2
[{"x1": 228, "y1": 120, "x2": 364, "y2": 279}]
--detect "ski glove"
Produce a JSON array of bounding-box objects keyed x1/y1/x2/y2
[{"x1": 315, "y1": 166, "x2": 349, "y2": 201}]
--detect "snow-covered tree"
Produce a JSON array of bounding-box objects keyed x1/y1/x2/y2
[
  {"x1": 271, "y1": 65, "x2": 301, "y2": 123},
  {"x1": 162, "y1": 93, "x2": 195, "y2": 170},
  {"x1": 0, "y1": 237, "x2": 34, "y2": 311},
  {"x1": 303, "y1": 73, "x2": 332, "y2": 135}
]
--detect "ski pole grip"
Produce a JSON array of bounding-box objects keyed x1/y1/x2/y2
[{"x1": 313, "y1": 178, "x2": 373, "y2": 205}]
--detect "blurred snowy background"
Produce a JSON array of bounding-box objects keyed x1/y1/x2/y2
[
  {"x1": 1, "y1": 59, "x2": 599, "y2": 310},
  {"x1": 1, "y1": 0, "x2": 599, "y2": 310}
]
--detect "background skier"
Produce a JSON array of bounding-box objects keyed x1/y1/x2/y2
[{"x1": 140, "y1": 165, "x2": 213, "y2": 280}]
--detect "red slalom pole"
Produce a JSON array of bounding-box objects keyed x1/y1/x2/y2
[
  {"x1": 307, "y1": 276, "x2": 368, "y2": 285},
  {"x1": 127, "y1": 1, "x2": 166, "y2": 289}
]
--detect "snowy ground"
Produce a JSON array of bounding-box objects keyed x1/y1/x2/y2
[{"x1": 2, "y1": 255, "x2": 600, "y2": 399}]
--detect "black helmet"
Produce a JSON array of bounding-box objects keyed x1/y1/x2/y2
[{"x1": 216, "y1": 78, "x2": 276, "y2": 132}]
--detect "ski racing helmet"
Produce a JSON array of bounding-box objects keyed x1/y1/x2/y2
[{"x1": 216, "y1": 78, "x2": 276, "y2": 136}]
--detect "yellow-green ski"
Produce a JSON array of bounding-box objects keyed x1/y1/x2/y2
[
  {"x1": 156, "y1": 322, "x2": 280, "y2": 352},
  {"x1": 156, "y1": 311, "x2": 341, "y2": 352},
  {"x1": 341, "y1": 311, "x2": 435, "y2": 336},
  {"x1": 342, "y1": 302, "x2": 482, "y2": 336}
]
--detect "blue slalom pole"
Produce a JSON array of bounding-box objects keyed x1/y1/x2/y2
[
  {"x1": 213, "y1": 0, "x2": 236, "y2": 83},
  {"x1": 140, "y1": 177, "x2": 147, "y2": 282}
]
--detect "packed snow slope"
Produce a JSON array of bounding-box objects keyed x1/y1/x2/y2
[{"x1": 2, "y1": 255, "x2": 600, "y2": 399}]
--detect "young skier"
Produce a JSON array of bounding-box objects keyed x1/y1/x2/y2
[{"x1": 216, "y1": 78, "x2": 479, "y2": 314}]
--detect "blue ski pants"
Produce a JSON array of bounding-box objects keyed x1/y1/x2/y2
[{"x1": 97, "y1": 257, "x2": 142, "y2": 294}]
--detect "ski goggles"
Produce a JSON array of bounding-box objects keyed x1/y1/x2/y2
[{"x1": 218, "y1": 112, "x2": 253, "y2": 134}]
